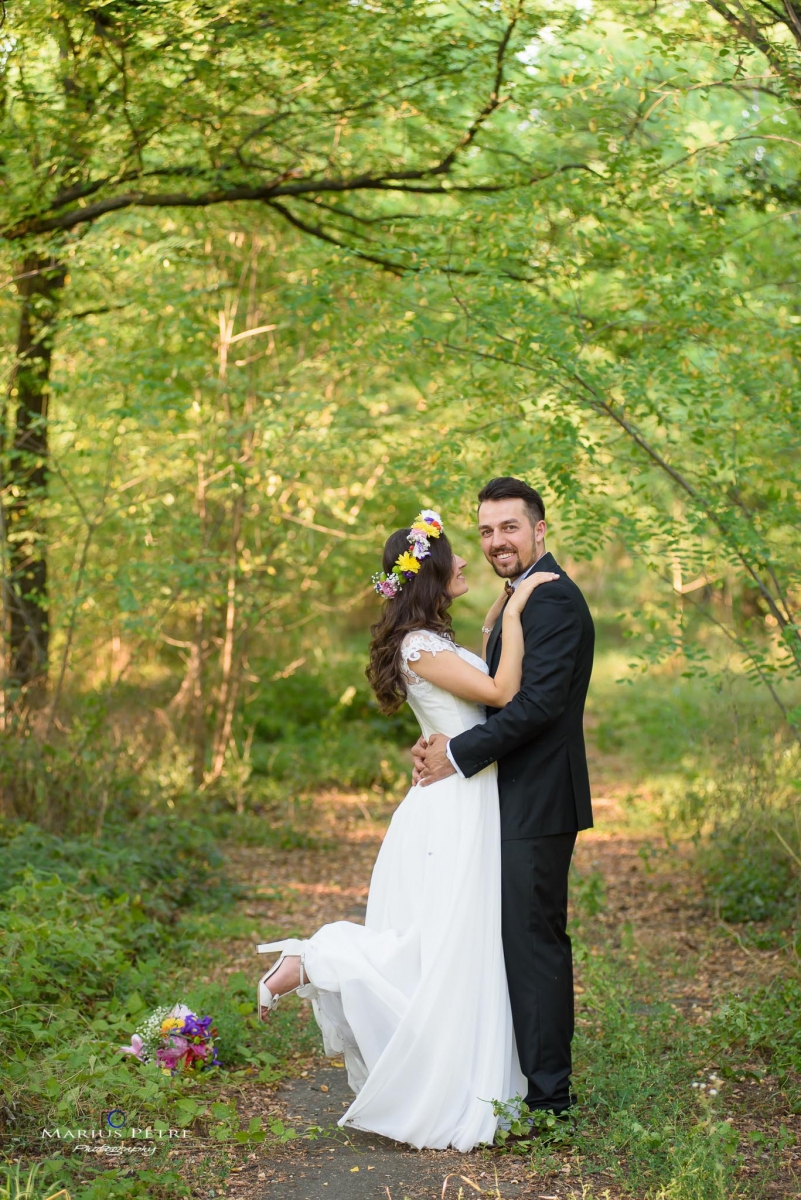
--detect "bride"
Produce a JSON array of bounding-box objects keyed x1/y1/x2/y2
[{"x1": 255, "y1": 509, "x2": 558, "y2": 1151}]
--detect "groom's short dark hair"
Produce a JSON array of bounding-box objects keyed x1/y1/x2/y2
[{"x1": 478, "y1": 477, "x2": 545, "y2": 528}]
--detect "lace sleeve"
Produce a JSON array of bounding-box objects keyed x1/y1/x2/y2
[{"x1": 400, "y1": 630, "x2": 458, "y2": 684}]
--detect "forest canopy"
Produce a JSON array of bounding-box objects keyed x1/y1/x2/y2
[{"x1": 0, "y1": 0, "x2": 799, "y2": 778}]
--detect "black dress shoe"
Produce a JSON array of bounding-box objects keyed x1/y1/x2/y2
[
  {"x1": 525, "y1": 1087, "x2": 576, "y2": 1118},
  {"x1": 527, "y1": 1107, "x2": 575, "y2": 1142}
]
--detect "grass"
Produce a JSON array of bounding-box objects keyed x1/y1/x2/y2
[
  {"x1": 1, "y1": 634, "x2": 799, "y2": 1198},
  {"x1": 588, "y1": 649, "x2": 801, "y2": 947},
  {"x1": 491, "y1": 870, "x2": 800, "y2": 1198},
  {"x1": 0, "y1": 817, "x2": 318, "y2": 1199}
]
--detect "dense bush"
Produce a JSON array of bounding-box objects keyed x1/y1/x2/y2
[
  {"x1": 701, "y1": 817, "x2": 799, "y2": 927},
  {"x1": 243, "y1": 667, "x2": 418, "y2": 796},
  {"x1": 682, "y1": 745, "x2": 800, "y2": 937},
  {"x1": 0, "y1": 819, "x2": 313, "y2": 1148},
  {"x1": 0, "y1": 818, "x2": 234, "y2": 922},
  {"x1": 0, "y1": 722, "x2": 151, "y2": 835}
]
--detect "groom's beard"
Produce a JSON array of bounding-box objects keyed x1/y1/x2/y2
[{"x1": 489, "y1": 547, "x2": 535, "y2": 579}]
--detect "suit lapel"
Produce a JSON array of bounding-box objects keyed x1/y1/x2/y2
[
  {"x1": 486, "y1": 552, "x2": 560, "y2": 676},
  {"x1": 486, "y1": 608, "x2": 504, "y2": 674}
]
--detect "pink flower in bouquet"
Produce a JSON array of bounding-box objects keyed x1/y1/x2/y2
[
  {"x1": 156, "y1": 1034, "x2": 189, "y2": 1072},
  {"x1": 183, "y1": 1043, "x2": 212, "y2": 1069},
  {"x1": 120, "y1": 1033, "x2": 146, "y2": 1061}
]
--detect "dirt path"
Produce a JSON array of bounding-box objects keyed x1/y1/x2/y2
[{"x1": 209, "y1": 787, "x2": 798, "y2": 1200}]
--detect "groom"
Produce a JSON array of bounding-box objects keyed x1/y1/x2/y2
[{"x1": 413, "y1": 476, "x2": 594, "y2": 1117}]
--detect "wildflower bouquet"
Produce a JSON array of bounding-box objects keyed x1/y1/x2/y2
[{"x1": 121, "y1": 1003, "x2": 219, "y2": 1074}]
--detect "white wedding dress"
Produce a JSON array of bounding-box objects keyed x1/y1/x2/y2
[{"x1": 263, "y1": 631, "x2": 525, "y2": 1151}]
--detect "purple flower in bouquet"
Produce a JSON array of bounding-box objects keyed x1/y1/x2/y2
[{"x1": 180, "y1": 1014, "x2": 213, "y2": 1039}]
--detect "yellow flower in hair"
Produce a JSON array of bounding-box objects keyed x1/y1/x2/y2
[
  {"x1": 411, "y1": 522, "x2": 437, "y2": 538},
  {"x1": 395, "y1": 551, "x2": 421, "y2": 575},
  {"x1": 414, "y1": 509, "x2": 443, "y2": 535},
  {"x1": 372, "y1": 509, "x2": 444, "y2": 597}
]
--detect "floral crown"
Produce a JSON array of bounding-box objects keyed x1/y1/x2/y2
[{"x1": 372, "y1": 509, "x2": 444, "y2": 598}]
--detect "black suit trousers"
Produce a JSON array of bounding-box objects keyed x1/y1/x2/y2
[{"x1": 501, "y1": 833, "x2": 576, "y2": 1112}]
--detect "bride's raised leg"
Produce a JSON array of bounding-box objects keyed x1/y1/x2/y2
[{"x1": 257, "y1": 939, "x2": 307, "y2": 1020}]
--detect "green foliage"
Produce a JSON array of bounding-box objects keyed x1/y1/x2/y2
[
  {"x1": 0, "y1": 718, "x2": 150, "y2": 834},
  {"x1": 588, "y1": 658, "x2": 801, "y2": 935},
  {"x1": 701, "y1": 818, "x2": 799, "y2": 927},
  {"x1": 1, "y1": 0, "x2": 527, "y2": 240},
  {"x1": 0, "y1": 817, "x2": 234, "y2": 919},
  {"x1": 0, "y1": 820, "x2": 315, "y2": 1150},
  {"x1": 245, "y1": 662, "x2": 416, "y2": 795},
  {"x1": 679, "y1": 745, "x2": 801, "y2": 935},
  {"x1": 0, "y1": 0, "x2": 551, "y2": 764},
  {"x1": 0, "y1": 655, "x2": 416, "y2": 833},
  {"x1": 492, "y1": 1096, "x2": 574, "y2": 1152},
  {"x1": 2, "y1": 0, "x2": 799, "y2": 810},
  {"x1": 570, "y1": 867, "x2": 607, "y2": 919},
  {"x1": 1, "y1": 4, "x2": 799, "y2": 1190},
  {"x1": 0, "y1": 1159, "x2": 193, "y2": 1200},
  {"x1": 0, "y1": 1162, "x2": 52, "y2": 1200},
  {"x1": 401, "y1": 0, "x2": 801, "y2": 732},
  {"x1": 710, "y1": 978, "x2": 801, "y2": 1086},
  {"x1": 504, "y1": 946, "x2": 734, "y2": 1191},
  {"x1": 489, "y1": 871, "x2": 800, "y2": 1195}
]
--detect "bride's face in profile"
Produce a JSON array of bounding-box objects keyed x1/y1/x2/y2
[{"x1": 448, "y1": 553, "x2": 469, "y2": 598}]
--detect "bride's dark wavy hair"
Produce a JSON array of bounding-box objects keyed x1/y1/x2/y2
[{"x1": 366, "y1": 527, "x2": 455, "y2": 714}]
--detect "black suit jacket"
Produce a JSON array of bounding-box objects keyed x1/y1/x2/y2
[{"x1": 449, "y1": 552, "x2": 594, "y2": 840}]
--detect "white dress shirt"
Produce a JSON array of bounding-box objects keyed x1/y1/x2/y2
[{"x1": 443, "y1": 554, "x2": 546, "y2": 778}]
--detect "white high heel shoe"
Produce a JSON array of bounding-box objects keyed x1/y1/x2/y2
[{"x1": 256, "y1": 939, "x2": 306, "y2": 1017}]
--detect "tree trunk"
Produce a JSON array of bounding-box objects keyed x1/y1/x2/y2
[
  {"x1": 190, "y1": 605, "x2": 207, "y2": 789},
  {"x1": 208, "y1": 494, "x2": 243, "y2": 783},
  {"x1": 3, "y1": 255, "x2": 65, "y2": 696}
]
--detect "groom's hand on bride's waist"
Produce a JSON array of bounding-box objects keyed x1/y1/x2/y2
[
  {"x1": 419, "y1": 733, "x2": 457, "y2": 787},
  {"x1": 410, "y1": 734, "x2": 428, "y2": 786}
]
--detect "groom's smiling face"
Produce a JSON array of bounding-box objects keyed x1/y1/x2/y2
[{"x1": 478, "y1": 498, "x2": 544, "y2": 580}]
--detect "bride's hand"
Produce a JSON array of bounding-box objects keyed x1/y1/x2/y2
[{"x1": 504, "y1": 571, "x2": 560, "y2": 617}]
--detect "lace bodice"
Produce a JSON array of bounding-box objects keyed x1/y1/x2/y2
[{"x1": 400, "y1": 630, "x2": 488, "y2": 740}]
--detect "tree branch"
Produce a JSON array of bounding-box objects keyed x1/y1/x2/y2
[
  {"x1": 264, "y1": 199, "x2": 409, "y2": 275},
  {"x1": 434, "y1": 3, "x2": 522, "y2": 175},
  {"x1": 5, "y1": 168, "x2": 519, "y2": 240},
  {"x1": 704, "y1": 0, "x2": 801, "y2": 82},
  {"x1": 3, "y1": 16, "x2": 534, "y2": 243},
  {"x1": 439, "y1": 335, "x2": 801, "y2": 669}
]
